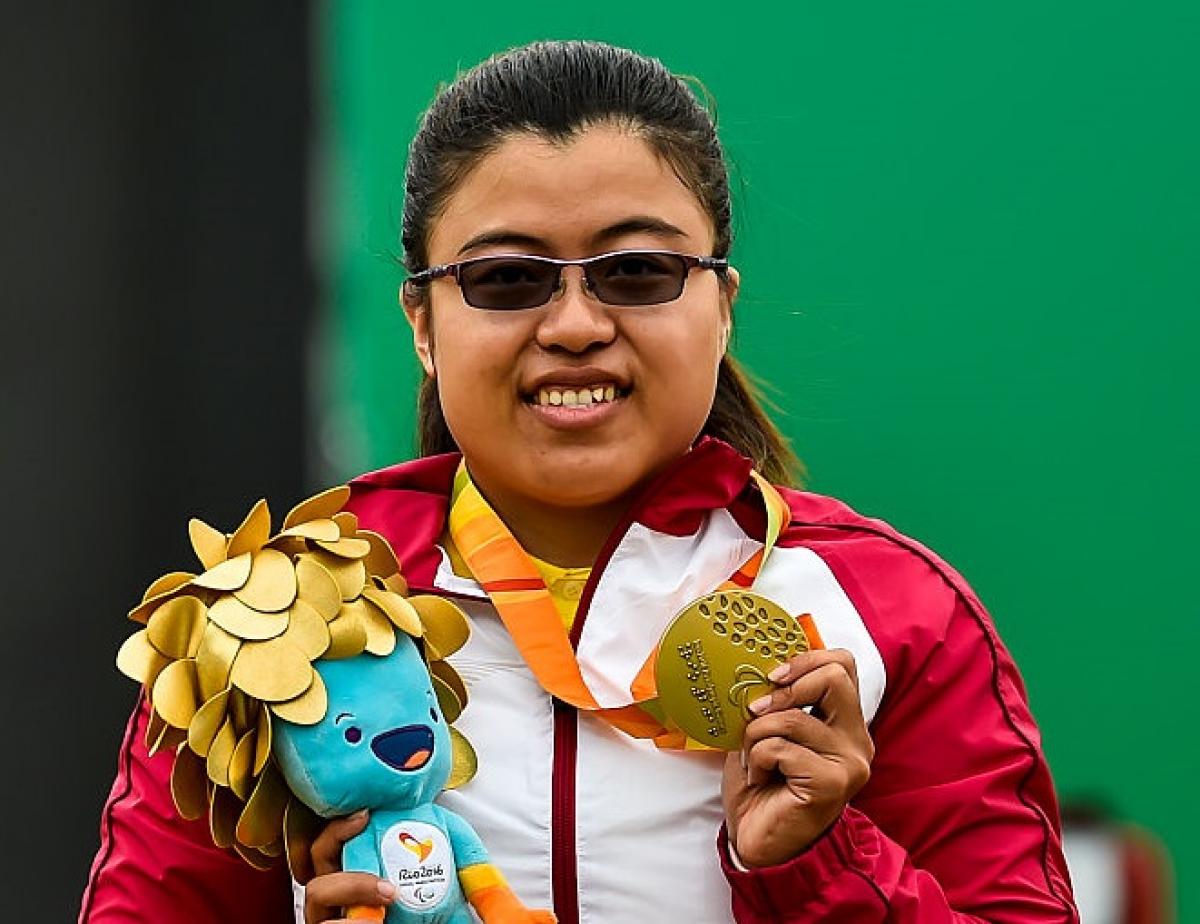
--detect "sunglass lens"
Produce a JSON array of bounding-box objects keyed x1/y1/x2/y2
[
  {"x1": 591, "y1": 252, "x2": 686, "y2": 305},
  {"x1": 460, "y1": 257, "x2": 558, "y2": 309}
]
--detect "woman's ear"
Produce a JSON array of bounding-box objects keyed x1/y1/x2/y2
[
  {"x1": 720, "y1": 266, "x2": 740, "y2": 353},
  {"x1": 724, "y1": 265, "x2": 741, "y2": 303},
  {"x1": 401, "y1": 284, "x2": 436, "y2": 377}
]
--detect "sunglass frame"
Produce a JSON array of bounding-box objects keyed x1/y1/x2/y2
[{"x1": 403, "y1": 249, "x2": 729, "y2": 310}]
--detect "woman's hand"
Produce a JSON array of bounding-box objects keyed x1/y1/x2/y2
[
  {"x1": 303, "y1": 811, "x2": 397, "y2": 923},
  {"x1": 721, "y1": 649, "x2": 875, "y2": 869}
]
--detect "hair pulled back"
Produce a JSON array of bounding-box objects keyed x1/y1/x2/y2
[{"x1": 403, "y1": 40, "x2": 800, "y2": 485}]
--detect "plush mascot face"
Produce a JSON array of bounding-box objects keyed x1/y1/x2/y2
[{"x1": 271, "y1": 635, "x2": 453, "y2": 817}]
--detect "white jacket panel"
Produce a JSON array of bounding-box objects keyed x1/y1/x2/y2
[
  {"x1": 439, "y1": 596, "x2": 736, "y2": 922},
  {"x1": 439, "y1": 597, "x2": 556, "y2": 912},
  {"x1": 575, "y1": 713, "x2": 730, "y2": 923}
]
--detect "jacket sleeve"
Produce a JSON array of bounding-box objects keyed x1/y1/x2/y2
[
  {"x1": 718, "y1": 584, "x2": 1078, "y2": 923},
  {"x1": 79, "y1": 695, "x2": 296, "y2": 923}
]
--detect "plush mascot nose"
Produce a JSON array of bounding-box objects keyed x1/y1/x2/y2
[{"x1": 371, "y1": 724, "x2": 435, "y2": 772}]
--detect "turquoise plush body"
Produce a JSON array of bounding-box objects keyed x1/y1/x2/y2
[{"x1": 273, "y1": 636, "x2": 488, "y2": 923}]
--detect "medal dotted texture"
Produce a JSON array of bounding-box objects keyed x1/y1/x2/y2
[{"x1": 656, "y1": 591, "x2": 810, "y2": 750}]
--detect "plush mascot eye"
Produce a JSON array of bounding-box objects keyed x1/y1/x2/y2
[
  {"x1": 344, "y1": 726, "x2": 363, "y2": 744},
  {"x1": 429, "y1": 707, "x2": 440, "y2": 724}
]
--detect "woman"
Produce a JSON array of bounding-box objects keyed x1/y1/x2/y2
[{"x1": 82, "y1": 41, "x2": 1078, "y2": 923}]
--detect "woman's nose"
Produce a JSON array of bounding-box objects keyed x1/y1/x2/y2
[{"x1": 534, "y1": 267, "x2": 617, "y2": 354}]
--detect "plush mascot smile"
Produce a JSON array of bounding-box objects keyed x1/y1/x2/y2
[{"x1": 371, "y1": 724, "x2": 435, "y2": 772}]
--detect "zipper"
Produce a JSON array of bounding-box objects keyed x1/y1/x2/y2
[
  {"x1": 547, "y1": 443, "x2": 754, "y2": 924},
  {"x1": 551, "y1": 697, "x2": 579, "y2": 924},
  {"x1": 550, "y1": 482, "x2": 642, "y2": 924}
]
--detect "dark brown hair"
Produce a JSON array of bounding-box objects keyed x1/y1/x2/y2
[{"x1": 403, "y1": 40, "x2": 801, "y2": 485}]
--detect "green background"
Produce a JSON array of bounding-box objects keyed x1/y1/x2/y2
[{"x1": 315, "y1": 2, "x2": 1198, "y2": 917}]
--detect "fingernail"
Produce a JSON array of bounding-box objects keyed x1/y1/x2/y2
[
  {"x1": 352, "y1": 809, "x2": 369, "y2": 822},
  {"x1": 378, "y1": 880, "x2": 397, "y2": 901},
  {"x1": 748, "y1": 694, "x2": 771, "y2": 714},
  {"x1": 767, "y1": 664, "x2": 789, "y2": 682}
]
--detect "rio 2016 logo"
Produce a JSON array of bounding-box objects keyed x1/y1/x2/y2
[
  {"x1": 382, "y1": 820, "x2": 450, "y2": 911},
  {"x1": 398, "y1": 830, "x2": 434, "y2": 863}
]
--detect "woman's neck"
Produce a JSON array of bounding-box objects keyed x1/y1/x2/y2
[{"x1": 466, "y1": 476, "x2": 633, "y2": 569}]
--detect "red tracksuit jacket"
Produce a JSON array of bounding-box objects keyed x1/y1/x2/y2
[{"x1": 80, "y1": 439, "x2": 1078, "y2": 922}]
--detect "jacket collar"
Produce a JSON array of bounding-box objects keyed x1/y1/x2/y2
[{"x1": 345, "y1": 437, "x2": 764, "y2": 595}]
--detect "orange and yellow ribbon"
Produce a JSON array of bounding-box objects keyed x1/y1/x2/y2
[{"x1": 447, "y1": 461, "x2": 820, "y2": 747}]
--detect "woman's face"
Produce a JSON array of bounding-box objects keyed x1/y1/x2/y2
[{"x1": 404, "y1": 124, "x2": 737, "y2": 517}]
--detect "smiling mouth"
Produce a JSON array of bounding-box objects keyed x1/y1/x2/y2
[
  {"x1": 526, "y1": 383, "x2": 629, "y2": 407},
  {"x1": 370, "y1": 725, "x2": 435, "y2": 772}
]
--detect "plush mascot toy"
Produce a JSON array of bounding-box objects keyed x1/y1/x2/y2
[{"x1": 117, "y1": 486, "x2": 555, "y2": 924}]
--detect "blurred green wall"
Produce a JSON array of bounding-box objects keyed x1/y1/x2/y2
[{"x1": 316, "y1": 2, "x2": 1198, "y2": 916}]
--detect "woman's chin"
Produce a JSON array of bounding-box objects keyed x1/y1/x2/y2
[
  {"x1": 507, "y1": 447, "x2": 681, "y2": 513},
  {"x1": 518, "y1": 469, "x2": 641, "y2": 512},
  {"x1": 463, "y1": 428, "x2": 694, "y2": 518}
]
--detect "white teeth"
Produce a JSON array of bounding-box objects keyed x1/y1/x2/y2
[{"x1": 533, "y1": 384, "x2": 623, "y2": 407}]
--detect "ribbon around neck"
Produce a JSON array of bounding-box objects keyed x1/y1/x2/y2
[{"x1": 447, "y1": 460, "x2": 792, "y2": 743}]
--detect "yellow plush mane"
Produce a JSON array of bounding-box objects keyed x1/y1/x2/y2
[{"x1": 116, "y1": 486, "x2": 475, "y2": 878}]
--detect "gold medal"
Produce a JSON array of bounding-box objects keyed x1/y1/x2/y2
[{"x1": 654, "y1": 591, "x2": 810, "y2": 750}]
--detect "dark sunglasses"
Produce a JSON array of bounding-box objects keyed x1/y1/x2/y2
[{"x1": 403, "y1": 249, "x2": 729, "y2": 311}]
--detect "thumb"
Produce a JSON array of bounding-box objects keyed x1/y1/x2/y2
[{"x1": 310, "y1": 810, "x2": 371, "y2": 879}]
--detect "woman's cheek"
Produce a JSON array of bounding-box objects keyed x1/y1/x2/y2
[
  {"x1": 435, "y1": 323, "x2": 524, "y2": 434},
  {"x1": 440, "y1": 378, "x2": 510, "y2": 452}
]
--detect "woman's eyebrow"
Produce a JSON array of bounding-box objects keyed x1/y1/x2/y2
[
  {"x1": 457, "y1": 230, "x2": 547, "y2": 256},
  {"x1": 455, "y1": 216, "x2": 687, "y2": 257},
  {"x1": 590, "y1": 216, "x2": 687, "y2": 247}
]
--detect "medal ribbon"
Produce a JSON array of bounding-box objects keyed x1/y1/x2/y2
[{"x1": 447, "y1": 461, "x2": 819, "y2": 746}]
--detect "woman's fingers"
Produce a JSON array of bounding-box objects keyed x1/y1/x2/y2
[
  {"x1": 305, "y1": 813, "x2": 395, "y2": 923},
  {"x1": 303, "y1": 813, "x2": 393, "y2": 922},
  {"x1": 739, "y1": 649, "x2": 873, "y2": 789},
  {"x1": 744, "y1": 728, "x2": 872, "y2": 794},
  {"x1": 742, "y1": 702, "x2": 840, "y2": 758},
  {"x1": 770, "y1": 648, "x2": 860, "y2": 690},
  {"x1": 749, "y1": 651, "x2": 864, "y2": 730},
  {"x1": 743, "y1": 733, "x2": 825, "y2": 789},
  {"x1": 311, "y1": 810, "x2": 370, "y2": 877},
  {"x1": 304, "y1": 872, "x2": 395, "y2": 924}
]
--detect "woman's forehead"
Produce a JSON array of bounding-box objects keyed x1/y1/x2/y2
[{"x1": 426, "y1": 125, "x2": 715, "y2": 260}]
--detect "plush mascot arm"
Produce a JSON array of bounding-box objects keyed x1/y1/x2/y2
[{"x1": 438, "y1": 807, "x2": 557, "y2": 924}]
